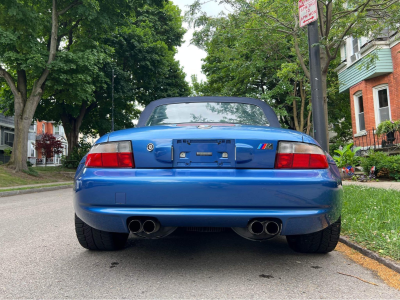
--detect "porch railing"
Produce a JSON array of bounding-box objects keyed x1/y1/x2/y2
[
  {"x1": 353, "y1": 128, "x2": 400, "y2": 150},
  {"x1": 36, "y1": 157, "x2": 62, "y2": 165}
]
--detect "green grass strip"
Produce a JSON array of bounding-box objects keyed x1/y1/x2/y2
[
  {"x1": 0, "y1": 183, "x2": 73, "y2": 193},
  {"x1": 342, "y1": 185, "x2": 400, "y2": 261}
]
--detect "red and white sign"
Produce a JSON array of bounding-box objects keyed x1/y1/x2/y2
[{"x1": 298, "y1": 0, "x2": 318, "y2": 27}]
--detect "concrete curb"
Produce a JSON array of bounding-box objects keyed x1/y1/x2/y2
[
  {"x1": 339, "y1": 236, "x2": 400, "y2": 274},
  {"x1": 0, "y1": 185, "x2": 73, "y2": 198}
]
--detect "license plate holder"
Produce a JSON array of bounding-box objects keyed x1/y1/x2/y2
[{"x1": 173, "y1": 139, "x2": 235, "y2": 168}]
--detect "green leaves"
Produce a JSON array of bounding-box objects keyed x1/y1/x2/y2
[
  {"x1": 32, "y1": 0, "x2": 189, "y2": 141},
  {"x1": 333, "y1": 142, "x2": 361, "y2": 168},
  {"x1": 375, "y1": 120, "x2": 400, "y2": 136}
]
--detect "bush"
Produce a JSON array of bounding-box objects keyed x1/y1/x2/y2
[
  {"x1": 361, "y1": 150, "x2": 400, "y2": 180},
  {"x1": 4, "y1": 148, "x2": 11, "y2": 157},
  {"x1": 0, "y1": 161, "x2": 3, "y2": 165},
  {"x1": 26, "y1": 161, "x2": 33, "y2": 167},
  {"x1": 62, "y1": 139, "x2": 92, "y2": 169},
  {"x1": 333, "y1": 143, "x2": 361, "y2": 168}
]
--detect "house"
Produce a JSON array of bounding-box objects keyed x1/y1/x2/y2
[
  {"x1": 35, "y1": 120, "x2": 68, "y2": 166},
  {"x1": 0, "y1": 113, "x2": 36, "y2": 164},
  {"x1": 335, "y1": 31, "x2": 400, "y2": 150},
  {"x1": 79, "y1": 133, "x2": 99, "y2": 145}
]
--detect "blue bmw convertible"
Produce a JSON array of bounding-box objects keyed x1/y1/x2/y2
[{"x1": 74, "y1": 97, "x2": 343, "y2": 253}]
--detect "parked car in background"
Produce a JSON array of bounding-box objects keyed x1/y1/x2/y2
[{"x1": 74, "y1": 97, "x2": 343, "y2": 253}]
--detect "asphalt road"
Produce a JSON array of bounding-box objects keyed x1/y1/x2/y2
[{"x1": 0, "y1": 189, "x2": 399, "y2": 299}]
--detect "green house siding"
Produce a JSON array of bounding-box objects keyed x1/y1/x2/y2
[{"x1": 338, "y1": 49, "x2": 393, "y2": 93}]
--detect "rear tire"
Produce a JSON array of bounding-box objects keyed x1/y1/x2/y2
[
  {"x1": 75, "y1": 214, "x2": 129, "y2": 251},
  {"x1": 286, "y1": 217, "x2": 341, "y2": 253}
]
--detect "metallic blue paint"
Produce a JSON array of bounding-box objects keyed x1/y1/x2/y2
[
  {"x1": 74, "y1": 101, "x2": 342, "y2": 237},
  {"x1": 105, "y1": 125, "x2": 309, "y2": 169},
  {"x1": 74, "y1": 166, "x2": 342, "y2": 235}
]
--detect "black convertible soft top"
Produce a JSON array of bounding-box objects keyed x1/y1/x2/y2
[{"x1": 136, "y1": 96, "x2": 280, "y2": 128}]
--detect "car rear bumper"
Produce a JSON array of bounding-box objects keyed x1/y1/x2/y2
[{"x1": 74, "y1": 167, "x2": 342, "y2": 235}]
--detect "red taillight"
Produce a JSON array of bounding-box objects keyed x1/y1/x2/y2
[
  {"x1": 275, "y1": 142, "x2": 328, "y2": 169},
  {"x1": 85, "y1": 141, "x2": 135, "y2": 168}
]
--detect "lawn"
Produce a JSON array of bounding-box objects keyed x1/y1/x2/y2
[
  {"x1": 0, "y1": 183, "x2": 73, "y2": 192},
  {"x1": 0, "y1": 165, "x2": 75, "y2": 188},
  {"x1": 342, "y1": 185, "x2": 400, "y2": 261}
]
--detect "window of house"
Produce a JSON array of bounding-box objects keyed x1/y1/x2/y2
[
  {"x1": 340, "y1": 44, "x2": 347, "y2": 62},
  {"x1": 54, "y1": 126, "x2": 59, "y2": 135},
  {"x1": 4, "y1": 132, "x2": 14, "y2": 147},
  {"x1": 352, "y1": 37, "x2": 360, "y2": 54},
  {"x1": 373, "y1": 84, "x2": 391, "y2": 126},
  {"x1": 349, "y1": 37, "x2": 361, "y2": 63},
  {"x1": 354, "y1": 92, "x2": 365, "y2": 132},
  {"x1": 30, "y1": 144, "x2": 35, "y2": 157},
  {"x1": 42, "y1": 123, "x2": 45, "y2": 134}
]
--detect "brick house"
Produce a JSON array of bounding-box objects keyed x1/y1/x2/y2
[
  {"x1": 336, "y1": 32, "x2": 400, "y2": 150},
  {"x1": 35, "y1": 120, "x2": 68, "y2": 165}
]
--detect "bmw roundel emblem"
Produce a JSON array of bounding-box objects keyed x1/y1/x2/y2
[{"x1": 147, "y1": 143, "x2": 154, "y2": 152}]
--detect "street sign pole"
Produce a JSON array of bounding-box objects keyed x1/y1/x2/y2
[
  {"x1": 299, "y1": 0, "x2": 328, "y2": 152},
  {"x1": 307, "y1": 21, "x2": 328, "y2": 152}
]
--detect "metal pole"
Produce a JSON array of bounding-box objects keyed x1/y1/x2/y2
[
  {"x1": 111, "y1": 68, "x2": 114, "y2": 132},
  {"x1": 307, "y1": 21, "x2": 328, "y2": 152}
]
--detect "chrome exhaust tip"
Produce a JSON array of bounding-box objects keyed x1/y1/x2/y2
[
  {"x1": 264, "y1": 221, "x2": 280, "y2": 235},
  {"x1": 248, "y1": 220, "x2": 264, "y2": 235},
  {"x1": 142, "y1": 220, "x2": 160, "y2": 234},
  {"x1": 128, "y1": 220, "x2": 143, "y2": 233}
]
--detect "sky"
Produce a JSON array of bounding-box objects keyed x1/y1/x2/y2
[{"x1": 172, "y1": 0, "x2": 226, "y2": 83}]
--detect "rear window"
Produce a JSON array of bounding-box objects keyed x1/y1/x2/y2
[{"x1": 146, "y1": 102, "x2": 269, "y2": 126}]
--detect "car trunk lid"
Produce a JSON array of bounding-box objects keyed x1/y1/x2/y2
[{"x1": 107, "y1": 125, "x2": 306, "y2": 169}]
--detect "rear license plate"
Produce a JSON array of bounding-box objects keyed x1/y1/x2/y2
[{"x1": 173, "y1": 139, "x2": 235, "y2": 168}]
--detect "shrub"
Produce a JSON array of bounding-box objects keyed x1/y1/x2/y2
[
  {"x1": 4, "y1": 148, "x2": 11, "y2": 156},
  {"x1": 0, "y1": 161, "x2": 3, "y2": 165},
  {"x1": 333, "y1": 143, "x2": 361, "y2": 168},
  {"x1": 26, "y1": 161, "x2": 33, "y2": 167},
  {"x1": 361, "y1": 150, "x2": 400, "y2": 180},
  {"x1": 62, "y1": 139, "x2": 92, "y2": 169}
]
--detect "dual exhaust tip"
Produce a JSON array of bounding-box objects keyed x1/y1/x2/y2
[
  {"x1": 130, "y1": 218, "x2": 281, "y2": 236},
  {"x1": 128, "y1": 219, "x2": 160, "y2": 234},
  {"x1": 248, "y1": 220, "x2": 281, "y2": 236}
]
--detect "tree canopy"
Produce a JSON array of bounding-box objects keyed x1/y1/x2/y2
[
  {"x1": 35, "y1": 1, "x2": 189, "y2": 153},
  {"x1": 1, "y1": 0, "x2": 189, "y2": 163},
  {"x1": 188, "y1": 0, "x2": 400, "y2": 148}
]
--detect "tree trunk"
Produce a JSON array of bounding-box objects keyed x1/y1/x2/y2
[
  {"x1": 8, "y1": 93, "x2": 41, "y2": 172},
  {"x1": 1, "y1": 0, "x2": 64, "y2": 172},
  {"x1": 62, "y1": 117, "x2": 81, "y2": 157},
  {"x1": 61, "y1": 101, "x2": 97, "y2": 158}
]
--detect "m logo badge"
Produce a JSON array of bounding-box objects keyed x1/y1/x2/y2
[{"x1": 257, "y1": 143, "x2": 273, "y2": 150}]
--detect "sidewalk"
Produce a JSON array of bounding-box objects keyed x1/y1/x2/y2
[
  {"x1": 343, "y1": 180, "x2": 400, "y2": 191},
  {"x1": 0, "y1": 181, "x2": 73, "y2": 190}
]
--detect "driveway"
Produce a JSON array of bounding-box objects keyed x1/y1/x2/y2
[{"x1": 0, "y1": 190, "x2": 399, "y2": 299}]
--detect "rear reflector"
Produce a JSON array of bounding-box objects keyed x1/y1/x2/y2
[
  {"x1": 85, "y1": 141, "x2": 134, "y2": 168},
  {"x1": 275, "y1": 142, "x2": 328, "y2": 169}
]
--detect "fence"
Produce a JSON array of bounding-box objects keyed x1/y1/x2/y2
[
  {"x1": 36, "y1": 157, "x2": 62, "y2": 166},
  {"x1": 353, "y1": 128, "x2": 400, "y2": 151}
]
